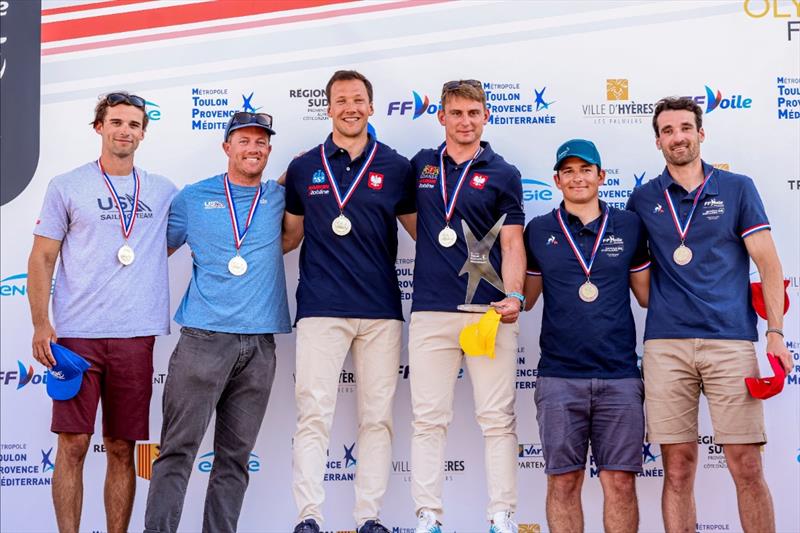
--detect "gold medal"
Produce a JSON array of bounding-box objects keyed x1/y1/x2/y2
[
  {"x1": 673, "y1": 244, "x2": 693, "y2": 266},
  {"x1": 579, "y1": 281, "x2": 599, "y2": 303}
]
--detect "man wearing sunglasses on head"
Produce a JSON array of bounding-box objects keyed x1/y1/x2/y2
[
  {"x1": 143, "y1": 111, "x2": 290, "y2": 533},
  {"x1": 27, "y1": 91, "x2": 176, "y2": 533},
  {"x1": 283, "y1": 70, "x2": 416, "y2": 533},
  {"x1": 408, "y1": 79, "x2": 525, "y2": 533}
]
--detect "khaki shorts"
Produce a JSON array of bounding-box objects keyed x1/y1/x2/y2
[{"x1": 643, "y1": 338, "x2": 766, "y2": 445}]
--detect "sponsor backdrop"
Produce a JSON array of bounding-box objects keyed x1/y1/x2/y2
[{"x1": 1, "y1": 1, "x2": 798, "y2": 532}]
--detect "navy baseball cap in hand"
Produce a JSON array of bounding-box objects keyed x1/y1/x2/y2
[{"x1": 46, "y1": 343, "x2": 91, "y2": 401}]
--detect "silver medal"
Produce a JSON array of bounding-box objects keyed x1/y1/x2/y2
[
  {"x1": 579, "y1": 281, "x2": 599, "y2": 303},
  {"x1": 332, "y1": 214, "x2": 352, "y2": 236},
  {"x1": 438, "y1": 226, "x2": 457, "y2": 248},
  {"x1": 673, "y1": 244, "x2": 693, "y2": 266},
  {"x1": 228, "y1": 255, "x2": 248, "y2": 276},
  {"x1": 117, "y1": 243, "x2": 135, "y2": 266}
]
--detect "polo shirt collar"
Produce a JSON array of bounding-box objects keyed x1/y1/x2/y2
[
  {"x1": 556, "y1": 200, "x2": 615, "y2": 234},
  {"x1": 323, "y1": 132, "x2": 376, "y2": 160},
  {"x1": 437, "y1": 140, "x2": 494, "y2": 166},
  {"x1": 656, "y1": 160, "x2": 719, "y2": 198}
]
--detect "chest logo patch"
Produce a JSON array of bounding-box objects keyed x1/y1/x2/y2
[
  {"x1": 470, "y1": 173, "x2": 488, "y2": 190},
  {"x1": 312, "y1": 169, "x2": 326, "y2": 184},
  {"x1": 368, "y1": 172, "x2": 384, "y2": 190}
]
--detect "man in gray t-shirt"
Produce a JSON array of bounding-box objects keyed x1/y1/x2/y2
[{"x1": 27, "y1": 92, "x2": 176, "y2": 533}]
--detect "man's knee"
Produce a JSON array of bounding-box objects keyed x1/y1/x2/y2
[
  {"x1": 599, "y1": 470, "x2": 636, "y2": 498},
  {"x1": 56, "y1": 433, "x2": 91, "y2": 467},
  {"x1": 103, "y1": 438, "x2": 135, "y2": 467},
  {"x1": 548, "y1": 470, "x2": 584, "y2": 499},
  {"x1": 725, "y1": 445, "x2": 765, "y2": 485},
  {"x1": 662, "y1": 444, "x2": 697, "y2": 490}
]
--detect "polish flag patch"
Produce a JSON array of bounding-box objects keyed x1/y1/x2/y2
[
  {"x1": 470, "y1": 173, "x2": 488, "y2": 190},
  {"x1": 368, "y1": 172, "x2": 384, "y2": 190}
]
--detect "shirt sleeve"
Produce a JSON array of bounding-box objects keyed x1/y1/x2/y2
[
  {"x1": 737, "y1": 177, "x2": 770, "y2": 238},
  {"x1": 629, "y1": 214, "x2": 651, "y2": 272},
  {"x1": 167, "y1": 187, "x2": 189, "y2": 249},
  {"x1": 285, "y1": 159, "x2": 305, "y2": 216},
  {"x1": 498, "y1": 166, "x2": 525, "y2": 225},
  {"x1": 523, "y1": 222, "x2": 541, "y2": 276},
  {"x1": 625, "y1": 187, "x2": 639, "y2": 214},
  {"x1": 33, "y1": 179, "x2": 69, "y2": 241},
  {"x1": 396, "y1": 158, "x2": 417, "y2": 216}
]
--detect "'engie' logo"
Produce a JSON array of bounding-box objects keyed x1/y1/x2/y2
[{"x1": 522, "y1": 179, "x2": 553, "y2": 202}]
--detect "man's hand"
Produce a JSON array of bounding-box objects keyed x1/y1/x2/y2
[
  {"x1": 32, "y1": 322, "x2": 58, "y2": 368},
  {"x1": 491, "y1": 297, "x2": 522, "y2": 324},
  {"x1": 766, "y1": 333, "x2": 793, "y2": 375}
]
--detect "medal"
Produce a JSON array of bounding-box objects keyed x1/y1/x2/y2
[
  {"x1": 332, "y1": 214, "x2": 352, "y2": 236},
  {"x1": 579, "y1": 281, "x2": 599, "y2": 303},
  {"x1": 223, "y1": 174, "x2": 263, "y2": 276},
  {"x1": 437, "y1": 145, "x2": 481, "y2": 247},
  {"x1": 663, "y1": 169, "x2": 713, "y2": 267},
  {"x1": 117, "y1": 243, "x2": 135, "y2": 266},
  {"x1": 228, "y1": 255, "x2": 248, "y2": 276},
  {"x1": 438, "y1": 226, "x2": 457, "y2": 247},
  {"x1": 673, "y1": 244, "x2": 693, "y2": 266},
  {"x1": 320, "y1": 141, "x2": 378, "y2": 236},
  {"x1": 556, "y1": 206, "x2": 609, "y2": 303},
  {"x1": 99, "y1": 160, "x2": 140, "y2": 266}
]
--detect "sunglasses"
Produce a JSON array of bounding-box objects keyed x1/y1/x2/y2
[
  {"x1": 442, "y1": 79, "x2": 483, "y2": 91},
  {"x1": 105, "y1": 92, "x2": 146, "y2": 109},
  {"x1": 225, "y1": 112, "x2": 274, "y2": 138}
]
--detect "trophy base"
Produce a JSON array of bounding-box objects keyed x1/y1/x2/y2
[{"x1": 457, "y1": 304, "x2": 493, "y2": 313}]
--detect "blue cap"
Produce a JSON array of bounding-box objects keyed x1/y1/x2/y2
[
  {"x1": 46, "y1": 343, "x2": 91, "y2": 401},
  {"x1": 553, "y1": 139, "x2": 602, "y2": 171}
]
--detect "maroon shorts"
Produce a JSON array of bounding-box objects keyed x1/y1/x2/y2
[{"x1": 51, "y1": 336, "x2": 155, "y2": 441}]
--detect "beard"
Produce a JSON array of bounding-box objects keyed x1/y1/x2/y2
[{"x1": 663, "y1": 142, "x2": 699, "y2": 166}]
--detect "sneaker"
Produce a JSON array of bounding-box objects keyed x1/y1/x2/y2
[
  {"x1": 293, "y1": 518, "x2": 320, "y2": 533},
  {"x1": 415, "y1": 509, "x2": 441, "y2": 533},
  {"x1": 489, "y1": 511, "x2": 518, "y2": 533},
  {"x1": 358, "y1": 520, "x2": 390, "y2": 533}
]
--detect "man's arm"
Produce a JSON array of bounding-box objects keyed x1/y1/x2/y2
[
  {"x1": 398, "y1": 213, "x2": 417, "y2": 241},
  {"x1": 523, "y1": 275, "x2": 542, "y2": 311},
  {"x1": 28, "y1": 235, "x2": 62, "y2": 368},
  {"x1": 744, "y1": 230, "x2": 791, "y2": 374},
  {"x1": 494, "y1": 224, "x2": 525, "y2": 324},
  {"x1": 283, "y1": 212, "x2": 304, "y2": 254},
  {"x1": 629, "y1": 270, "x2": 650, "y2": 308}
]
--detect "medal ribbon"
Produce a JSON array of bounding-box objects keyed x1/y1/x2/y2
[
  {"x1": 320, "y1": 142, "x2": 378, "y2": 212},
  {"x1": 98, "y1": 160, "x2": 140, "y2": 241},
  {"x1": 439, "y1": 146, "x2": 481, "y2": 224},
  {"x1": 556, "y1": 206, "x2": 610, "y2": 279},
  {"x1": 223, "y1": 173, "x2": 262, "y2": 252},
  {"x1": 663, "y1": 169, "x2": 714, "y2": 242}
]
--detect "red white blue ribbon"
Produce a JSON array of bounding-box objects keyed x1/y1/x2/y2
[
  {"x1": 663, "y1": 170, "x2": 714, "y2": 242},
  {"x1": 556, "y1": 206, "x2": 610, "y2": 279},
  {"x1": 439, "y1": 145, "x2": 481, "y2": 224},
  {"x1": 320, "y1": 142, "x2": 378, "y2": 211},
  {"x1": 98, "y1": 159, "x2": 140, "y2": 240},
  {"x1": 223, "y1": 173, "x2": 262, "y2": 251}
]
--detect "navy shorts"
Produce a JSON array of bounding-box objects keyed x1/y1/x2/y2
[{"x1": 534, "y1": 376, "x2": 644, "y2": 475}]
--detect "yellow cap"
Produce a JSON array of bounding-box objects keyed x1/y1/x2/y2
[{"x1": 459, "y1": 308, "x2": 501, "y2": 358}]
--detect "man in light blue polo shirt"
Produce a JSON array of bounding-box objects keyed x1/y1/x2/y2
[
  {"x1": 627, "y1": 96, "x2": 791, "y2": 533},
  {"x1": 144, "y1": 112, "x2": 290, "y2": 533},
  {"x1": 524, "y1": 139, "x2": 650, "y2": 533}
]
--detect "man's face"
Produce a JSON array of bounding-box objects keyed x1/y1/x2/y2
[
  {"x1": 327, "y1": 79, "x2": 373, "y2": 139},
  {"x1": 554, "y1": 157, "x2": 605, "y2": 205},
  {"x1": 95, "y1": 104, "x2": 146, "y2": 158},
  {"x1": 438, "y1": 95, "x2": 489, "y2": 147},
  {"x1": 223, "y1": 127, "x2": 271, "y2": 179},
  {"x1": 655, "y1": 109, "x2": 705, "y2": 167}
]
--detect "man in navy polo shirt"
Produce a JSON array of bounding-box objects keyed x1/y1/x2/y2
[
  {"x1": 283, "y1": 70, "x2": 416, "y2": 533},
  {"x1": 408, "y1": 79, "x2": 525, "y2": 533},
  {"x1": 524, "y1": 139, "x2": 650, "y2": 533},
  {"x1": 627, "y1": 96, "x2": 791, "y2": 533}
]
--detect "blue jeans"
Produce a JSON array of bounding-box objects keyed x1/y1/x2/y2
[{"x1": 144, "y1": 328, "x2": 277, "y2": 533}]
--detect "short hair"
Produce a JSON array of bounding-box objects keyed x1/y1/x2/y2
[
  {"x1": 91, "y1": 91, "x2": 149, "y2": 130},
  {"x1": 652, "y1": 96, "x2": 703, "y2": 137},
  {"x1": 440, "y1": 80, "x2": 486, "y2": 110},
  {"x1": 325, "y1": 70, "x2": 373, "y2": 103}
]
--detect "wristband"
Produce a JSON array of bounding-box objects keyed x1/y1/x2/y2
[
  {"x1": 765, "y1": 328, "x2": 784, "y2": 338},
  {"x1": 506, "y1": 291, "x2": 525, "y2": 309}
]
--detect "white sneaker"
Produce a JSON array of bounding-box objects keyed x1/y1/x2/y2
[
  {"x1": 415, "y1": 509, "x2": 441, "y2": 533},
  {"x1": 489, "y1": 511, "x2": 518, "y2": 533}
]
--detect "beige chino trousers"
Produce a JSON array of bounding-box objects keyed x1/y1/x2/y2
[
  {"x1": 292, "y1": 317, "x2": 402, "y2": 526},
  {"x1": 409, "y1": 311, "x2": 519, "y2": 521}
]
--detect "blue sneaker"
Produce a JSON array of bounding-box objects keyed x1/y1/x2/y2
[
  {"x1": 358, "y1": 520, "x2": 390, "y2": 533},
  {"x1": 415, "y1": 510, "x2": 441, "y2": 533},
  {"x1": 489, "y1": 511, "x2": 518, "y2": 533},
  {"x1": 293, "y1": 518, "x2": 320, "y2": 533}
]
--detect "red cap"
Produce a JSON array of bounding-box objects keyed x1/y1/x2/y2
[
  {"x1": 750, "y1": 280, "x2": 790, "y2": 320},
  {"x1": 744, "y1": 353, "x2": 786, "y2": 400}
]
